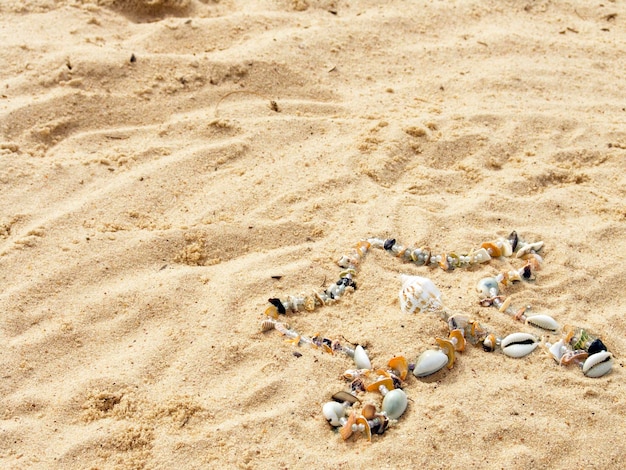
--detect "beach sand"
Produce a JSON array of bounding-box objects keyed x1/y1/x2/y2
[{"x1": 1, "y1": 1, "x2": 625, "y2": 468}]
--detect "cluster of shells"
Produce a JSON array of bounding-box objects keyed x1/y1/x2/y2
[{"x1": 261, "y1": 232, "x2": 614, "y2": 441}]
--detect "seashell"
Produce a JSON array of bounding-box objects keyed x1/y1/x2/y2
[
  {"x1": 413, "y1": 349, "x2": 448, "y2": 377},
  {"x1": 323, "y1": 401, "x2": 346, "y2": 427},
  {"x1": 508, "y1": 231, "x2": 519, "y2": 252},
  {"x1": 264, "y1": 305, "x2": 279, "y2": 319},
  {"x1": 372, "y1": 414, "x2": 389, "y2": 435},
  {"x1": 501, "y1": 332, "x2": 539, "y2": 358},
  {"x1": 399, "y1": 275, "x2": 442, "y2": 314},
  {"x1": 548, "y1": 339, "x2": 566, "y2": 362},
  {"x1": 516, "y1": 240, "x2": 544, "y2": 258},
  {"x1": 587, "y1": 338, "x2": 608, "y2": 356},
  {"x1": 435, "y1": 338, "x2": 456, "y2": 369},
  {"x1": 355, "y1": 416, "x2": 372, "y2": 441},
  {"x1": 525, "y1": 314, "x2": 560, "y2": 332},
  {"x1": 482, "y1": 333, "x2": 497, "y2": 352},
  {"x1": 332, "y1": 391, "x2": 360, "y2": 405},
  {"x1": 340, "y1": 412, "x2": 357, "y2": 440},
  {"x1": 354, "y1": 345, "x2": 372, "y2": 370},
  {"x1": 582, "y1": 351, "x2": 613, "y2": 378},
  {"x1": 499, "y1": 237, "x2": 513, "y2": 257},
  {"x1": 481, "y1": 241, "x2": 502, "y2": 257},
  {"x1": 260, "y1": 318, "x2": 276, "y2": 332},
  {"x1": 366, "y1": 376, "x2": 395, "y2": 393},
  {"x1": 448, "y1": 314, "x2": 470, "y2": 331},
  {"x1": 560, "y1": 350, "x2": 588, "y2": 366},
  {"x1": 361, "y1": 403, "x2": 377, "y2": 420},
  {"x1": 472, "y1": 247, "x2": 491, "y2": 264},
  {"x1": 476, "y1": 277, "x2": 499, "y2": 297},
  {"x1": 388, "y1": 356, "x2": 409, "y2": 380},
  {"x1": 381, "y1": 389, "x2": 408, "y2": 420},
  {"x1": 448, "y1": 329, "x2": 466, "y2": 352}
]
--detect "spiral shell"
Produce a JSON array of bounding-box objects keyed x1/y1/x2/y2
[{"x1": 399, "y1": 275, "x2": 442, "y2": 314}]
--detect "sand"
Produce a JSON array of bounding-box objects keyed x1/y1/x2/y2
[{"x1": 1, "y1": 0, "x2": 625, "y2": 468}]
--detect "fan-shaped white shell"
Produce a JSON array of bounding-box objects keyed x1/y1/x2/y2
[
  {"x1": 413, "y1": 349, "x2": 448, "y2": 377},
  {"x1": 399, "y1": 275, "x2": 442, "y2": 314}
]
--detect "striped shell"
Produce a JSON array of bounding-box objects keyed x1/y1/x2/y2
[
  {"x1": 501, "y1": 332, "x2": 539, "y2": 358},
  {"x1": 399, "y1": 275, "x2": 442, "y2": 314}
]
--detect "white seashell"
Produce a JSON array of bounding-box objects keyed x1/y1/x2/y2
[
  {"x1": 354, "y1": 345, "x2": 372, "y2": 370},
  {"x1": 582, "y1": 351, "x2": 613, "y2": 378},
  {"x1": 499, "y1": 237, "x2": 513, "y2": 257},
  {"x1": 525, "y1": 314, "x2": 560, "y2": 332},
  {"x1": 476, "y1": 277, "x2": 499, "y2": 297},
  {"x1": 516, "y1": 241, "x2": 544, "y2": 258},
  {"x1": 501, "y1": 332, "x2": 538, "y2": 358},
  {"x1": 413, "y1": 349, "x2": 448, "y2": 377},
  {"x1": 381, "y1": 389, "x2": 408, "y2": 420},
  {"x1": 399, "y1": 275, "x2": 442, "y2": 314},
  {"x1": 547, "y1": 339, "x2": 566, "y2": 362},
  {"x1": 472, "y1": 247, "x2": 491, "y2": 263},
  {"x1": 322, "y1": 401, "x2": 346, "y2": 426}
]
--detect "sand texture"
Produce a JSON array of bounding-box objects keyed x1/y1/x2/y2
[{"x1": 1, "y1": 1, "x2": 626, "y2": 468}]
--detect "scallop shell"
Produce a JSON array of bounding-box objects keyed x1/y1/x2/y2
[
  {"x1": 525, "y1": 314, "x2": 559, "y2": 332},
  {"x1": 381, "y1": 389, "x2": 408, "y2": 420},
  {"x1": 399, "y1": 275, "x2": 442, "y2": 314},
  {"x1": 582, "y1": 351, "x2": 613, "y2": 378},
  {"x1": 501, "y1": 332, "x2": 539, "y2": 358},
  {"x1": 413, "y1": 349, "x2": 448, "y2": 377},
  {"x1": 354, "y1": 345, "x2": 372, "y2": 370}
]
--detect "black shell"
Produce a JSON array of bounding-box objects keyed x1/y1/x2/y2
[{"x1": 587, "y1": 338, "x2": 608, "y2": 355}]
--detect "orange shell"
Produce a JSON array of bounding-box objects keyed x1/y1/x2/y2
[
  {"x1": 387, "y1": 356, "x2": 409, "y2": 380},
  {"x1": 264, "y1": 305, "x2": 279, "y2": 319},
  {"x1": 448, "y1": 329, "x2": 466, "y2": 352},
  {"x1": 366, "y1": 377, "x2": 395, "y2": 393},
  {"x1": 340, "y1": 412, "x2": 357, "y2": 440},
  {"x1": 356, "y1": 416, "x2": 372, "y2": 442},
  {"x1": 481, "y1": 241, "x2": 502, "y2": 257},
  {"x1": 435, "y1": 338, "x2": 456, "y2": 369}
]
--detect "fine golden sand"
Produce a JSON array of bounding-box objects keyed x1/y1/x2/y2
[{"x1": 1, "y1": 1, "x2": 625, "y2": 469}]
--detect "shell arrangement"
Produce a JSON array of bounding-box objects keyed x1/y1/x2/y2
[{"x1": 261, "y1": 232, "x2": 614, "y2": 441}]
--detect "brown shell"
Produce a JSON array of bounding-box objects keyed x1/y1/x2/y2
[
  {"x1": 356, "y1": 416, "x2": 372, "y2": 441},
  {"x1": 366, "y1": 377, "x2": 395, "y2": 393},
  {"x1": 332, "y1": 391, "x2": 360, "y2": 405},
  {"x1": 340, "y1": 412, "x2": 357, "y2": 440},
  {"x1": 435, "y1": 338, "x2": 456, "y2": 369},
  {"x1": 361, "y1": 403, "x2": 377, "y2": 420}
]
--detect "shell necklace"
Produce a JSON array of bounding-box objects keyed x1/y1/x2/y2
[{"x1": 261, "y1": 232, "x2": 614, "y2": 441}]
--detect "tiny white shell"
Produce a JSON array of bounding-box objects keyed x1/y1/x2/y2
[
  {"x1": 399, "y1": 275, "x2": 442, "y2": 314},
  {"x1": 382, "y1": 389, "x2": 408, "y2": 420},
  {"x1": 582, "y1": 351, "x2": 613, "y2": 378},
  {"x1": 499, "y1": 237, "x2": 513, "y2": 257},
  {"x1": 525, "y1": 314, "x2": 560, "y2": 332},
  {"x1": 323, "y1": 401, "x2": 345, "y2": 426},
  {"x1": 354, "y1": 345, "x2": 372, "y2": 370},
  {"x1": 547, "y1": 339, "x2": 566, "y2": 362},
  {"x1": 413, "y1": 349, "x2": 448, "y2": 377},
  {"x1": 501, "y1": 332, "x2": 538, "y2": 358}
]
